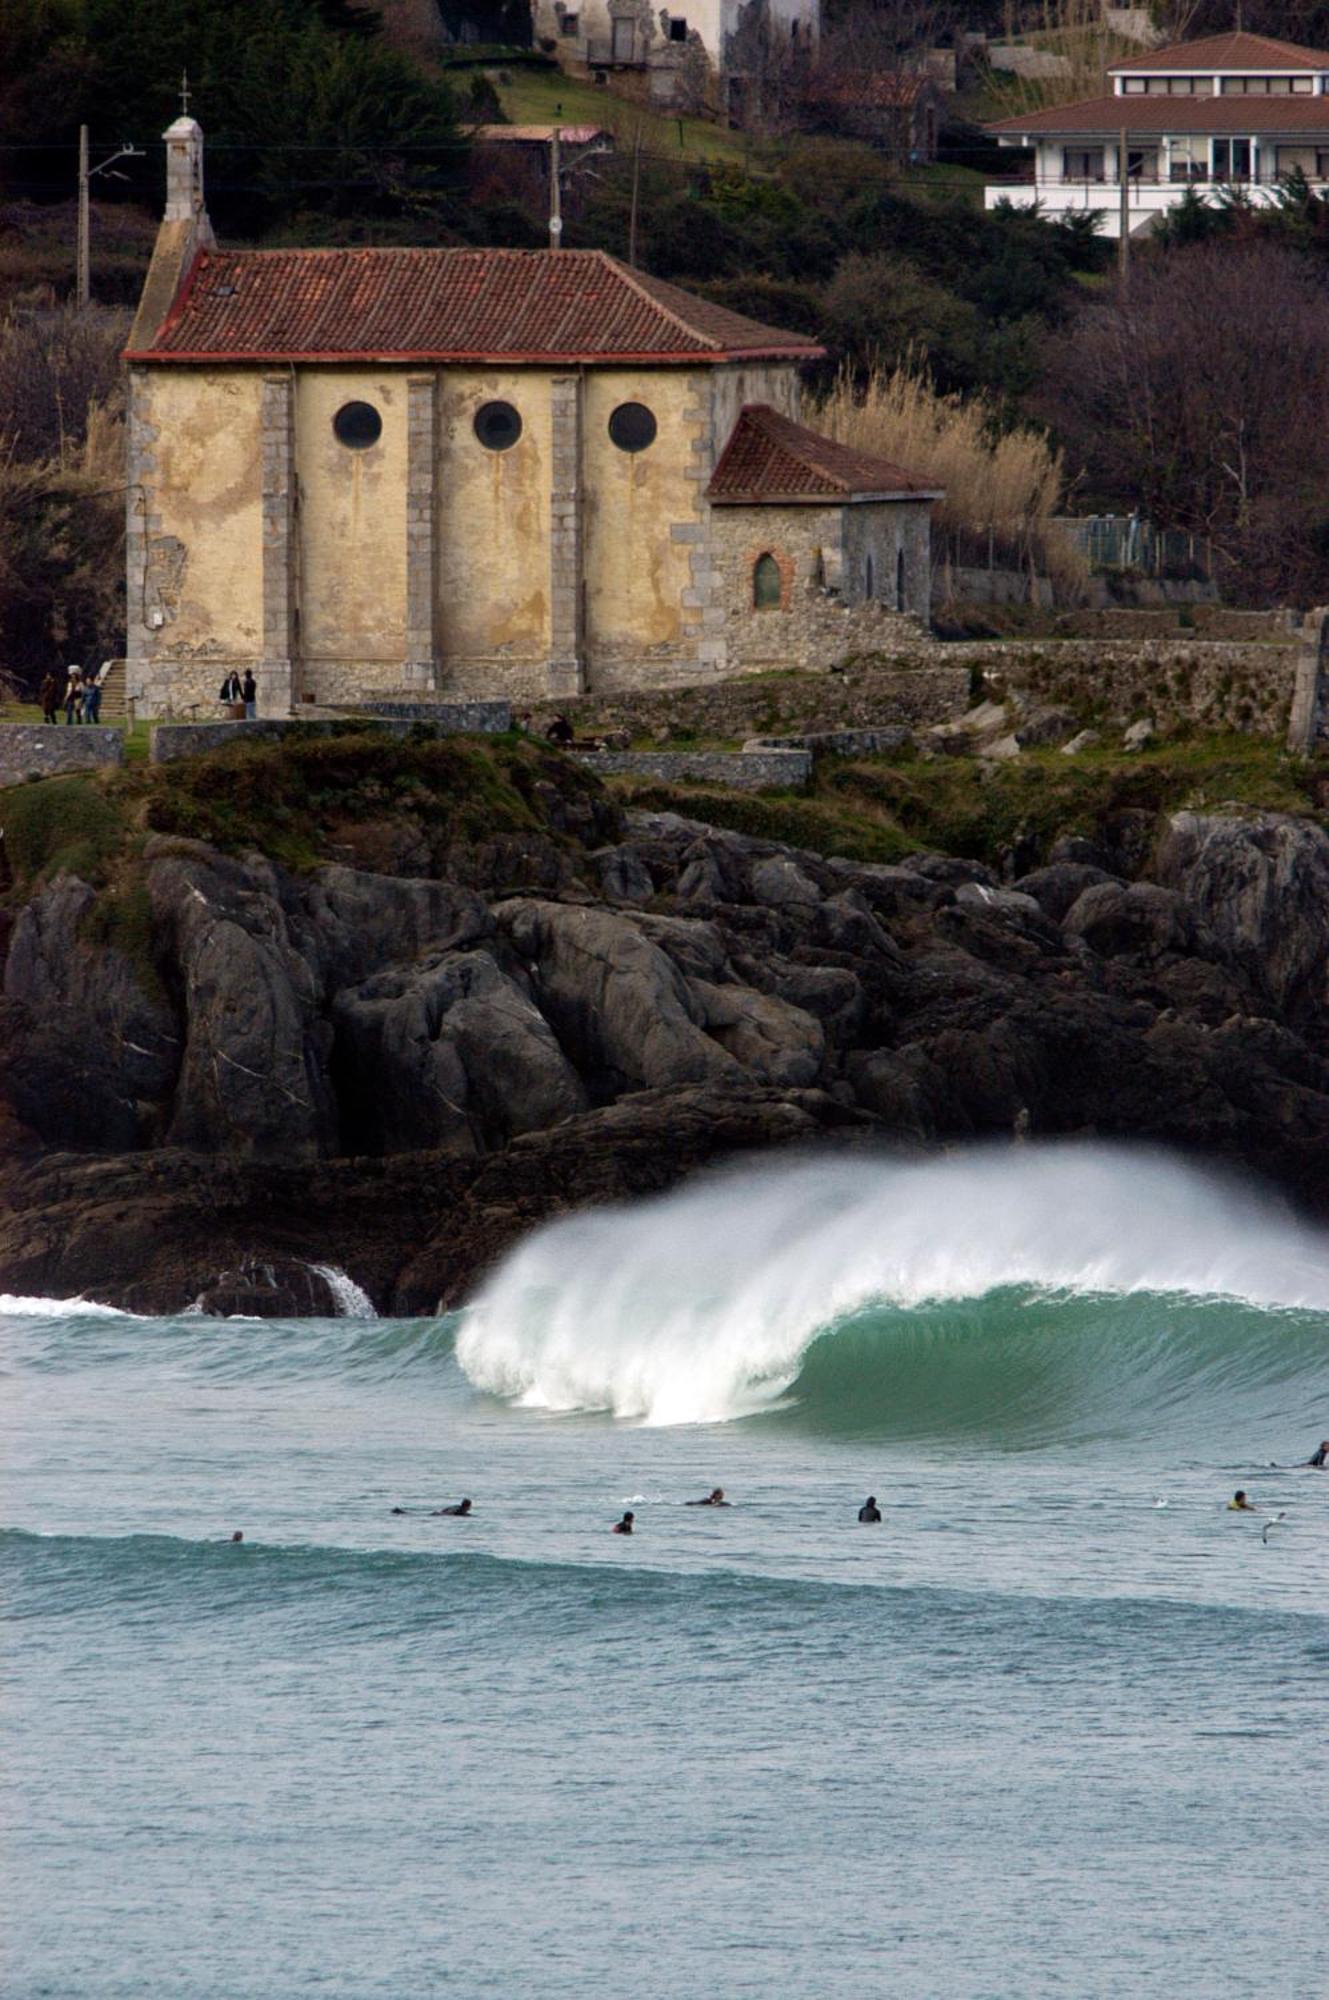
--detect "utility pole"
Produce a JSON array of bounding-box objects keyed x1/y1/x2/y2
[
  {"x1": 628, "y1": 122, "x2": 643, "y2": 268},
  {"x1": 1118, "y1": 126, "x2": 1130, "y2": 281},
  {"x1": 76, "y1": 127, "x2": 144, "y2": 308},
  {"x1": 77, "y1": 125, "x2": 90, "y2": 308},
  {"x1": 549, "y1": 125, "x2": 563, "y2": 248}
]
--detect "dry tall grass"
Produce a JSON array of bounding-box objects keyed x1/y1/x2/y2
[
  {"x1": 812, "y1": 358, "x2": 1087, "y2": 599},
  {"x1": 987, "y1": 0, "x2": 1143, "y2": 118}
]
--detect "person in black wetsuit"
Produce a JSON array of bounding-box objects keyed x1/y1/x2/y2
[
  {"x1": 612, "y1": 1511, "x2": 635, "y2": 1535},
  {"x1": 686, "y1": 1488, "x2": 729, "y2": 1507},
  {"x1": 1306, "y1": 1441, "x2": 1328, "y2": 1468},
  {"x1": 432, "y1": 1499, "x2": 472, "y2": 1517},
  {"x1": 858, "y1": 1496, "x2": 882, "y2": 1522}
]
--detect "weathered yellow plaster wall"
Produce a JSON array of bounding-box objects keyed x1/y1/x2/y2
[
  {"x1": 710, "y1": 362, "x2": 801, "y2": 451},
  {"x1": 583, "y1": 368, "x2": 707, "y2": 664},
  {"x1": 297, "y1": 372, "x2": 408, "y2": 669},
  {"x1": 437, "y1": 369, "x2": 551, "y2": 671},
  {"x1": 143, "y1": 370, "x2": 263, "y2": 659}
]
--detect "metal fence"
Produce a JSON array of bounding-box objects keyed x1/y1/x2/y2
[{"x1": 1053, "y1": 515, "x2": 1214, "y2": 579}]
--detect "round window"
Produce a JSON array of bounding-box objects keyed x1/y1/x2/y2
[
  {"x1": 608, "y1": 401, "x2": 657, "y2": 453},
  {"x1": 332, "y1": 400, "x2": 383, "y2": 450},
  {"x1": 474, "y1": 400, "x2": 523, "y2": 451}
]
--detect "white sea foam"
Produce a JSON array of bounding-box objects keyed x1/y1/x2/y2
[
  {"x1": 0, "y1": 1294, "x2": 136, "y2": 1320},
  {"x1": 308, "y1": 1265, "x2": 378, "y2": 1319},
  {"x1": 455, "y1": 1144, "x2": 1329, "y2": 1425}
]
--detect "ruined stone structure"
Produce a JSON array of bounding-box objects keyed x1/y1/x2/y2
[
  {"x1": 533, "y1": 0, "x2": 818, "y2": 117},
  {"x1": 123, "y1": 122, "x2": 938, "y2": 720}
]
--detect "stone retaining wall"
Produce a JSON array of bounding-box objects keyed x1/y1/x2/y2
[
  {"x1": 346, "y1": 700, "x2": 511, "y2": 732},
  {"x1": 743, "y1": 726, "x2": 914, "y2": 757},
  {"x1": 574, "y1": 749, "x2": 813, "y2": 791},
  {"x1": 527, "y1": 664, "x2": 973, "y2": 747},
  {"x1": 961, "y1": 636, "x2": 1298, "y2": 736},
  {"x1": 150, "y1": 707, "x2": 512, "y2": 764},
  {"x1": 0, "y1": 726, "x2": 124, "y2": 788}
]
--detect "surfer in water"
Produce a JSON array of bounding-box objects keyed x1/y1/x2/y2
[
  {"x1": 858, "y1": 1496, "x2": 882, "y2": 1523},
  {"x1": 686, "y1": 1488, "x2": 729, "y2": 1507},
  {"x1": 1305, "y1": 1440, "x2": 1328, "y2": 1468},
  {"x1": 612, "y1": 1511, "x2": 635, "y2": 1535},
  {"x1": 432, "y1": 1499, "x2": 472, "y2": 1517},
  {"x1": 1227, "y1": 1490, "x2": 1255, "y2": 1511}
]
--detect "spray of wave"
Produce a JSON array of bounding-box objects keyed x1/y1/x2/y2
[
  {"x1": 0, "y1": 1294, "x2": 137, "y2": 1321},
  {"x1": 455, "y1": 1145, "x2": 1329, "y2": 1426}
]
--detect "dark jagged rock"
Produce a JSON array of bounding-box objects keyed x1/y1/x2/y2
[{"x1": 3, "y1": 775, "x2": 1329, "y2": 1313}]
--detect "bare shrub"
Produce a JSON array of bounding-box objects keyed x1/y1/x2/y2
[
  {"x1": 1038, "y1": 242, "x2": 1329, "y2": 604},
  {"x1": 812, "y1": 357, "x2": 1087, "y2": 598},
  {"x1": 0, "y1": 303, "x2": 129, "y2": 463}
]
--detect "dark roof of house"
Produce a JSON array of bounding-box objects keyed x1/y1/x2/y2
[
  {"x1": 126, "y1": 246, "x2": 825, "y2": 366},
  {"x1": 707, "y1": 404, "x2": 941, "y2": 504},
  {"x1": 987, "y1": 92, "x2": 1329, "y2": 135},
  {"x1": 1109, "y1": 31, "x2": 1329, "y2": 72}
]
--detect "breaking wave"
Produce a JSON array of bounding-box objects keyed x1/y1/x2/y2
[{"x1": 455, "y1": 1146, "x2": 1329, "y2": 1429}]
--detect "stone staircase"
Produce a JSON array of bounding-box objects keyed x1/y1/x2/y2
[{"x1": 96, "y1": 658, "x2": 127, "y2": 722}]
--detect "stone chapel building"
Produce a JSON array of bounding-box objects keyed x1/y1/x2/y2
[{"x1": 124, "y1": 118, "x2": 939, "y2": 718}]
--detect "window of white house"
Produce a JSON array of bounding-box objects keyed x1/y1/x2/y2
[
  {"x1": 1212, "y1": 137, "x2": 1251, "y2": 181},
  {"x1": 1169, "y1": 137, "x2": 1207, "y2": 182},
  {"x1": 668, "y1": 15, "x2": 688, "y2": 39},
  {"x1": 1122, "y1": 77, "x2": 1147, "y2": 92},
  {"x1": 560, "y1": 12, "x2": 579, "y2": 33},
  {"x1": 1318, "y1": 150, "x2": 1329, "y2": 176},
  {"x1": 1063, "y1": 147, "x2": 1105, "y2": 181}
]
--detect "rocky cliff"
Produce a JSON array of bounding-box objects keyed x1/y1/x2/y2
[{"x1": 3, "y1": 743, "x2": 1328, "y2": 1314}]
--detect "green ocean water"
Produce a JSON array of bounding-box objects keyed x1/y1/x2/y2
[{"x1": 3, "y1": 1146, "x2": 1327, "y2": 1998}]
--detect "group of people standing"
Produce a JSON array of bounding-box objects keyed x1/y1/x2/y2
[
  {"x1": 219, "y1": 670, "x2": 258, "y2": 718},
  {"x1": 40, "y1": 664, "x2": 106, "y2": 726}
]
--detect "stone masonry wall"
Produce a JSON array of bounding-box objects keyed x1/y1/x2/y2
[
  {"x1": 709, "y1": 503, "x2": 935, "y2": 677},
  {"x1": 963, "y1": 636, "x2": 1299, "y2": 736},
  {"x1": 150, "y1": 707, "x2": 511, "y2": 764},
  {"x1": 527, "y1": 661, "x2": 973, "y2": 744},
  {"x1": 574, "y1": 748, "x2": 812, "y2": 791},
  {"x1": 0, "y1": 727, "x2": 125, "y2": 788}
]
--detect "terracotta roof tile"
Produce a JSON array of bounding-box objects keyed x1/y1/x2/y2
[
  {"x1": 987, "y1": 91, "x2": 1329, "y2": 134},
  {"x1": 707, "y1": 404, "x2": 941, "y2": 503},
  {"x1": 127, "y1": 247, "x2": 825, "y2": 365},
  {"x1": 1110, "y1": 31, "x2": 1329, "y2": 71}
]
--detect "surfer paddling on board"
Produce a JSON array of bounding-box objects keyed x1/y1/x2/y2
[
  {"x1": 612, "y1": 1511, "x2": 635, "y2": 1535},
  {"x1": 686, "y1": 1488, "x2": 730, "y2": 1507},
  {"x1": 858, "y1": 1496, "x2": 882, "y2": 1523},
  {"x1": 432, "y1": 1499, "x2": 472, "y2": 1517},
  {"x1": 1305, "y1": 1440, "x2": 1328, "y2": 1468}
]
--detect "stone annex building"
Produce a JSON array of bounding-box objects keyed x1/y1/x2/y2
[{"x1": 124, "y1": 119, "x2": 939, "y2": 718}]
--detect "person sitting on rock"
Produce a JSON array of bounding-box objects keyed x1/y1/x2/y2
[
  {"x1": 686, "y1": 1488, "x2": 730, "y2": 1507},
  {"x1": 545, "y1": 714, "x2": 574, "y2": 747},
  {"x1": 858, "y1": 1495, "x2": 882, "y2": 1523},
  {"x1": 612, "y1": 1511, "x2": 635, "y2": 1535}
]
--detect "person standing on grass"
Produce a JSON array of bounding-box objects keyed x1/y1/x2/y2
[
  {"x1": 82, "y1": 665, "x2": 102, "y2": 725},
  {"x1": 241, "y1": 669, "x2": 257, "y2": 719},
  {"x1": 63, "y1": 667, "x2": 83, "y2": 725},
  {"x1": 40, "y1": 669, "x2": 61, "y2": 724}
]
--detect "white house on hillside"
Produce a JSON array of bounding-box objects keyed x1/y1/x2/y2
[{"x1": 985, "y1": 31, "x2": 1329, "y2": 237}]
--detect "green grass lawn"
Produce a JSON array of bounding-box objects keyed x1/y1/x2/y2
[{"x1": 493, "y1": 67, "x2": 752, "y2": 165}]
